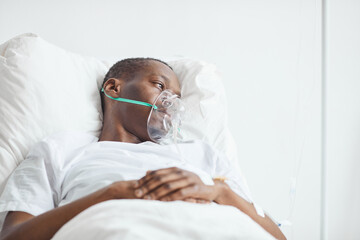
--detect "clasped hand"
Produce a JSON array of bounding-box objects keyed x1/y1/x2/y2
[{"x1": 133, "y1": 167, "x2": 219, "y2": 204}]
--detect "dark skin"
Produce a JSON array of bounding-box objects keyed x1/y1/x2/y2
[
  {"x1": 98, "y1": 60, "x2": 182, "y2": 143},
  {"x1": 0, "y1": 60, "x2": 286, "y2": 240}
]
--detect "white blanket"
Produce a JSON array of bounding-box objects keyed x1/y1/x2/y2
[{"x1": 52, "y1": 199, "x2": 275, "y2": 240}]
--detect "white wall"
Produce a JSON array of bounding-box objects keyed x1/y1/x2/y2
[
  {"x1": 326, "y1": 0, "x2": 360, "y2": 239},
  {"x1": 0, "y1": 1, "x2": 322, "y2": 239}
]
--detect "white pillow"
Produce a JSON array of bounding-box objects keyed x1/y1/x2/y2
[
  {"x1": 167, "y1": 59, "x2": 241, "y2": 172},
  {"x1": 0, "y1": 33, "x2": 241, "y2": 196},
  {"x1": 0, "y1": 33, "x2": 108, "y2": 193}
]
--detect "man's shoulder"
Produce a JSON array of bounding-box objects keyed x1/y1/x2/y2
[
  {"x1": 34, "y1": 130, "x2": 98, "y2": 155},
  {"x1": 43, "y1": 130, "x2": 98, "y2": 144},
  {"x1": 24, "y1": 130, "x2": 98, "y2": 169}
]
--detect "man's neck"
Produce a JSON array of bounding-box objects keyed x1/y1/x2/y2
[{"x1": 98, "y1": 115, "x2": 142, "y2": 144}]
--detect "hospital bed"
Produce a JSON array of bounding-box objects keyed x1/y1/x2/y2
[{"x1": 0, "y1": 33, "x2": 276, "y2": 240}]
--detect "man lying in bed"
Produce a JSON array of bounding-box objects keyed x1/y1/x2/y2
[{"x1": 0, "y1": 58, "x2": 286, "y2": 240}]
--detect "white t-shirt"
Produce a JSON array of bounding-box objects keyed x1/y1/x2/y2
[{"x1": 0, "y1": 131, "x2": 263, "y2": 228}]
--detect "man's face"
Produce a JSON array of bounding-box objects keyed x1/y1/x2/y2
[{"x1": 113, "y1": 60, "x2": 181, "y2": 142}]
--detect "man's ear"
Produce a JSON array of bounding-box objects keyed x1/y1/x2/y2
[{"x1": 103, "y1": 78, "x2": 123, "y2": 97}]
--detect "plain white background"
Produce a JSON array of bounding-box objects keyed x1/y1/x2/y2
[
  {"x1": 326, "y1": 0, "x2": 360, "y2": 239},
  {"x1": 0, "y1": 0, "x2": 358, "y2": 239}
]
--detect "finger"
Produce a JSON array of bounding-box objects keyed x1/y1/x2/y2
[
  {"x1": 184, "y1": 198, "x2": 210, "y2": 204},
  {"x1": 136, "y1": 167, "x2": 182, "y2": 188},
  {"x1": 144, "y1": 178, "x2": 192, "y2": 200},
  {"x1": 135, "y1": 172, "x2": 186, "y2": 198},
  {"x1": 196, "y1": 199, "x2": 211, "y2": 204},
  {"x1": 160, "y1": 185, "x2": 200, "y2": 201}
]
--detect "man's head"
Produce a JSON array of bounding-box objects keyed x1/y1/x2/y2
[{"x1": 100, "y1": 58, "x2": 181, "y2": 142}]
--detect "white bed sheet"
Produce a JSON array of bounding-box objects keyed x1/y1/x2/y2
[{"x1": 52, "y1": 199, "x2": 275, "y2": 240}]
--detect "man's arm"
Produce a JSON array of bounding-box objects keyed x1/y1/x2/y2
[
  {"x1": 214, "y1": 181, "x2": 286, "y2": 240},
  {"x1": 134, "y1": 167, "x2": 286, "y2": 240},
  {"x1": 0, "y1": 180, "x2": 136, "y2": 240}
]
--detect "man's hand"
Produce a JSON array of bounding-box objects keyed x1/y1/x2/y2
[
  {"x1": 183, "y1": 198, "x2": 211, "y2": 204},
  {"x1": 133, "y1": 167, "x2": 221, "y2": 203},
  {"x1": 109, "y1": 180, "x2": 139, "y2": 199}
]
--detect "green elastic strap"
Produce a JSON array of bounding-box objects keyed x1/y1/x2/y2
[{"x1": 101, "y1": 88, "x2": 157, "y2": 109}]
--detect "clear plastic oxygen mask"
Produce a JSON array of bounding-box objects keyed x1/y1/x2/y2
[
  {"x1": 147, "y1": 89, "x2": 185, "y2": 145},
  {"x1": 101, "y1": 87, "x2": 185, "y2": 146}
]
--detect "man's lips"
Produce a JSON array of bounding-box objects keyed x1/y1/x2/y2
[{"x1": 156, "y1": 110, "x2": 171, "y2": 119}]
